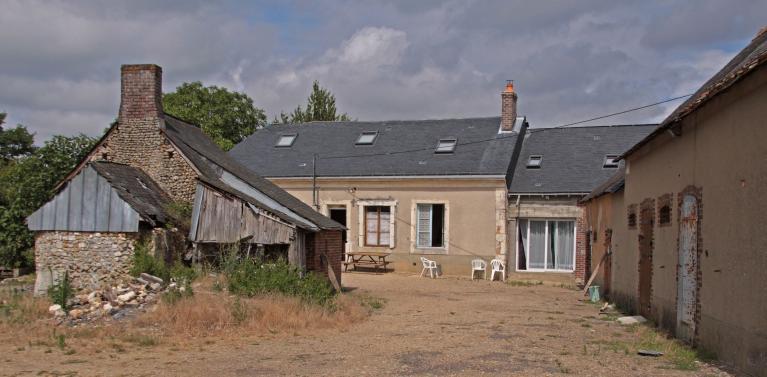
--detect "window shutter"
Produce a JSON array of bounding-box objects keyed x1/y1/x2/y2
[{"x1": 417, "y1": 204, "x2": 432, "y2": 247}]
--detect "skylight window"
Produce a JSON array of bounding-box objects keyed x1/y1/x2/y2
[
  {"x1": 356, "y1": 131, "x2": 378, "y2": 145},
  {"x1": 603, "y1": 155, "x2": 619, "y2": 168},
  {"x1": 526, "y1": 155, "x2": 542, "y2": 169},
  {"x1": 275, "y1": 134, "x2": 297, "y2": 147},
  {"x1": 435, "y1": 138, "x2": 457, "y2": 154}
]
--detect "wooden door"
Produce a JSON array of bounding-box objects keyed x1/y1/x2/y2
[
  {"x1": 638, "y1": 203, "x2": 654, "y2": 318},
  {"x1": 676, "y1": 195, "x2": 698, "y2": 343}
]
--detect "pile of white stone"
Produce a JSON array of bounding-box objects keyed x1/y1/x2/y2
[{"x1": 48, "y1": 273, "x2": 173, "y2": 323}]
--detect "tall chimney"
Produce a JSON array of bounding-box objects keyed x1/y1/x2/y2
[
  {"x1": 500, "y1": 80, "x2": 517, "y2": 132},
  {"x1": 119, "y1": 64, "x2": 163, "y2": 121}
]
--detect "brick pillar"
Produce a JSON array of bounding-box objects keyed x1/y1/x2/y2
[
  {"x1": 501, "y1": 80, "x2": 518, "y2": 131},
  {"x1": 119, "y1": 64, "x2": 163, "y2": 121},
  {"x1": 575, "y1": 210, "x2": 588, "y2": 285}
]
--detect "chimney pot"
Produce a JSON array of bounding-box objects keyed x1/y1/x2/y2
[
  {"x1": 501, "y1": 80, "x2": 518, "y2": 132},
  {"x1": 119, "y1": 64, "x2": 163, "y2": 121}
]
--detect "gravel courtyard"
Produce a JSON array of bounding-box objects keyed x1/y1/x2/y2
[{"x1": 3, "y1": 272, "x2": 731, "y2": 376}]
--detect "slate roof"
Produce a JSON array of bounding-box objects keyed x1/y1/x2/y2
[
  {"x1": 89, "y1": 161, "x2": 175, "y2": 226},
  {"x1": 162, "y1": 115, "x2": 343, "y2": 230},
  {"x1": 622, "y1": 27, "x2": 767, "y2": 159},
  {"x1": 509, "y1": 125, "x2": 656, "y2": 194},
  {"x1": 229, "y1": 117, "x2": 521, "y2": 178},
  {"x1": 580, "y1": 166, "x2": 626, "y2": 202}
]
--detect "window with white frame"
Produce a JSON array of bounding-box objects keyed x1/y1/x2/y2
[
  {"x1": 517, "y1": 219, "x2": 575, "y2": 271},
  {"x1": 416, "y1": 204, "x2": 445, "y2": 248},
  {"x1": 364, "y1": 206, "x2": 390, "y2": 246}
]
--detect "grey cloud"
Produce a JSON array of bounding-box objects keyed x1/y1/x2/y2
[{"x1": 0, "y1": 0, "x2": 760, "y2": 143}]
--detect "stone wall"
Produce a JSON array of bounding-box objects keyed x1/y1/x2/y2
[
  {"x1": 92, "y1": 120, "x2": 198, "y2": 204},
  {"x1": 34, "y1": 231, "x2": 138, "y2": 294}
]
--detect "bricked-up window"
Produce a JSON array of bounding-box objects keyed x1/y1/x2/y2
[
  {"x1": 416, "y1": 204, "x2": 445, "y2": 248},
  {"x1": 657, "y1": 194, "x2": 673, "y2": 226},
  {"x1": 659, "y1": 205, "x2": 671, "y2": 225},
  {"x1": 364, "y1": 206, "x2": 390, "y2": 246},
  {"x1": 627, "y1": 205, "x2": 638, "y2": 228}
]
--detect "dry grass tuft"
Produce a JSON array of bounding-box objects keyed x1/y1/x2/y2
[{"x1": 139, "y1": 290, "x2": 369, "y2": 339}]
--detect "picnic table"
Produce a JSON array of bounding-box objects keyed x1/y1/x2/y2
[{"x1": 343, "y1": 251, "x2": 392, "y2": 273}]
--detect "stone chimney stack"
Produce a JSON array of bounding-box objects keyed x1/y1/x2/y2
[
  {"x1": 119, "y1": 64, "x2": 163, "y2": 121},
  {"x1": 501, "y1": 80, "x2": 518, "y2": 132}
]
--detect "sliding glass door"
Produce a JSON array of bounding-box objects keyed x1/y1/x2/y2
[{"x1": 517, "y1": 219, "x2": 575, "y2": 272}]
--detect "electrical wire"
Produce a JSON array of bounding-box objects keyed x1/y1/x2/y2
[{"x1": 317, "y1": 93, "x2": 693, "y2": 161}]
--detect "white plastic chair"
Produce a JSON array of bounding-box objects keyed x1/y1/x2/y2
[
  {"x1": 470, "y1": 259, "x2": 487, "y2": 280},
  {"x1": 420, "y1": 257, "x2": 438, "y2": 279},
  {"x1": 490, "y1": 258, "x2": 506, "y2": 281}
]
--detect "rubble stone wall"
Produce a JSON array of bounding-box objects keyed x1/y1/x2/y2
[{"x1": 34, "y1": 231, "x2": 139, "y2": 294}]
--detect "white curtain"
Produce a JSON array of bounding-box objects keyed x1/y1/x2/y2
[
  {"x1": 379, "y1": 209, "x2": 391, "y2": 245},
  {"x1": 555, "y1": 221, "x2": 575, "y2": 270},
  {"x1": 365, "y1": 208, "x2": 378, "y2": 245},
  {"x1": 518, "y1": 219, "x2": 528, "y2": 269},
  {"x1": 528, "y1": 220, "x2": 546, "y2": 269}
]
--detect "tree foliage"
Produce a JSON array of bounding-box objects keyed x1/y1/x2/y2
[
  {"x1": 0, "y1": 112, "x2": 36, "y2": 165},
  {"x1": 0, "y1": 132, "x2": 96, "y2": 267},
  {"x1": 163, "y1": 82, "x2": 267, "y2": 151},
  {"x1": 274, "y1": 81, "x2": 351, "y2": 124}
]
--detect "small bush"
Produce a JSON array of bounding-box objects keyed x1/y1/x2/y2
[
  {"x1": 47, "y1": 271, "x2": 74, "y2": 312},
  {"x1": 130, "y1": 243, "x2": 170, "y2": 282},
  {"x1": 170, "y1": 263, "x2": 198, "y2": 286},
  {"x1": 224, "y1": 257, "x2": 336, "y2": 307}
]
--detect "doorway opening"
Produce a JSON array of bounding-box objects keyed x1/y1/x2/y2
[{"x1": 329, "y1": 206, "x2": 348, "y2": 259}]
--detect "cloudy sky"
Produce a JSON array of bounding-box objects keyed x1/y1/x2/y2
[{"x1": 1, "y1": 0, "x2": 765, "y2": 142}]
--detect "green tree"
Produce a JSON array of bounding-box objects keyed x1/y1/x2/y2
[
  {"x1": 0, "y1": 134, "x2": 96, "y2": 267},
  {"x1": 274, "y1": 81, "x2": 351, "y2": 124},
  {"x1": 0, "y1": 113, "x2": 36, "y2": 164},
  {"x1": 163, "y1": 82, "x2": 267, "y2": 151}
]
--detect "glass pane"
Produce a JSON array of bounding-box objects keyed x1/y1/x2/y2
[
  {"x1": 417, "y1": 204, "x2": 431, "y2": 247},
  {"x1": 366, "y1": 207, "x2": 379, "y2": 245},
  {"x1": 276, "y1": 134, "x2": 296, "y2": 147},
  {"x1": 528, "y1": 221, "x2": 546, "y2": 269},
  {"x1": 518, "y1": 219, "x2": 528, "y2": 270},
  {"x1": 436, "y1": 139, "x2": 456, "y2": 153},
  {"x1": 357, "y1": 132, "x2": 377, "y2": 145},
  {"x1": 555, "y1": 221, "x2": 575, "y2": 270},
  {"x1": 380, "y1": 210, "x2": 391, "y2": 245}
]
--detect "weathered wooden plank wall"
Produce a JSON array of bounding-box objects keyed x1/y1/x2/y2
[
  {"x1": 191, "y1": 184, "x2": 294, "y2": 245},
  {"x1": 27, "y1": 166, "x2": 140, "y2": 232}
]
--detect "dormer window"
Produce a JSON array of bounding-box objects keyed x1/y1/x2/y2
[
  {"x1": 435, "y1": 138, "x2": 457, "y2": 154},
  {"x1": 526, "y1": 155, "x2": 542, "y2": 169},
  {"x1": 275, "y1": 134, "x2": 297, "y2": 147},
  {"x1": 356, "y1": 131, "x2": 378, "y2": 145},
  {"x1": 603, "y1": 155, "x2": 619, "y2": 168}
]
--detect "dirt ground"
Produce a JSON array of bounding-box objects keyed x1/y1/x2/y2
[{"x1": 2, "y1": 272, "x2": 732, "y2": 376}]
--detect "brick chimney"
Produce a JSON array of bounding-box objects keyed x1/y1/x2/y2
[
  {"x1": 119, "y1": 64, "x2": 163, "y2": 121},
  {"x1": 500, "y1": 80, "x2": 518, "y2": 132}
]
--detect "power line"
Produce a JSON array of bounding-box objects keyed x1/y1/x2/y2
[{"x1": 318, "y1": 93, "x2": 693, "y2": 161}]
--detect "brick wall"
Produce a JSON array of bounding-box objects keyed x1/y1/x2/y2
[
  {"x1": 575, "y1": 211, "x2": 588, "y2": 284},
  {"x1": 305, "y1": 230, "x2": 343, "y2": 288}
]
